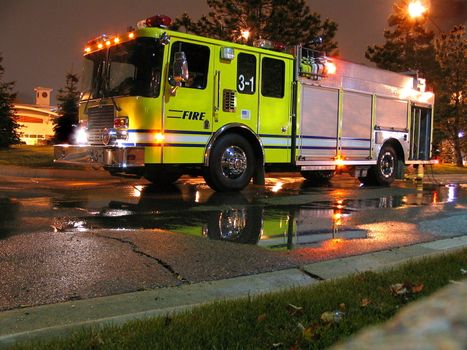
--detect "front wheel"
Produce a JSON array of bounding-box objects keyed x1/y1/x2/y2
[{"x1": 204, "y1": 134, "x2": 255, "y2": 192}]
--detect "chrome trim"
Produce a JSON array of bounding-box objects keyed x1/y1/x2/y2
[
  {"x1": 296, "y1": 160, "x2": 376, "y2": 166},
  {"x1": 54, "y1": 145, "x2": 145, "y2": 168},
  {"x1": 204, "y1": 123, "x2": 264, "y2": 166},
  {"x1": 221, "y1": 145, "x2": 247, "y2": 179}
]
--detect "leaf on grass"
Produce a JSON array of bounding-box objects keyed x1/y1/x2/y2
[
  {"x1": 289, "y1": 343, "x2": 299, "y2": 350},
  {"x1": 411, "y1": 283, "x2": 424, "y2": 293},
  {"x1": 361, "y1": 298, "x2": 371, "y2": 307},
  {"x1": 320, "y1": 311, "x2": 344, "y2": 323},
  {"x1": 302, "y1": 323, "x2": 320, "y2": 343},
  {"x1": 257, "y1": 313, "x2": 267, "y2": 322},
  {"x1": 271, "y1": 342, "x2": 283, "y2": 348},
  {"x1": 287, "y1": 303, "x2": 304, "y2": 317},
  {"x1": 390, "y1": 283, "x2": 408, "y2": 296},
  {"x1": 339, "y1": 303, "x2": 346, "y2": 311},
  {"x1": 461, "y1": 268, "x2": 466, "y2": 275}
]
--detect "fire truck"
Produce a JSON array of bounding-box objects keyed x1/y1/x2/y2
[{"x1": 54, "y1": 14, "x2": 435, "y2": 192}]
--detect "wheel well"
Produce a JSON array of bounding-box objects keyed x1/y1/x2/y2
[
  {"x1": 382, "y1": 138, "x2": 405, "y2": 179},
  {"x1": 206, "y1": 126, "x2": 264, "y2": 166},
  {"x1": 383, "y1": 138, "x2": 404, "y2": 161}
]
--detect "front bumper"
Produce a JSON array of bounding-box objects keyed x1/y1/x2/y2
[{"x1": 54, "y1": 145, "x2": 145, "y2": 168}]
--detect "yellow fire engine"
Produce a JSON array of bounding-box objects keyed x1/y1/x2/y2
[{"x1": 54, "y1": 14, "x2": 435, "y2": 191}]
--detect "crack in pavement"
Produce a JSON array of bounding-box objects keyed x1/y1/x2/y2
[
  {"x1": 95, "y1": 234, "x2": 190, "y2": 284},
  {"x1": 299, "y1": 267, "x2": 325, "y2": 281}
]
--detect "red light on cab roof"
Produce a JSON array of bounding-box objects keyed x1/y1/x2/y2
[{"x1": 137, "y1": 14, "x2": 172, "y2": 29}]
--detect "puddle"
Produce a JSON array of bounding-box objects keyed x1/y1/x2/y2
[{"x1": 0, "y1": 181, "x2": 464, "y2": 249}]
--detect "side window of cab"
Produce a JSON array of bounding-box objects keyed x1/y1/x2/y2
[{"x1": 169, "y1": 41, "x2": 210, "y2": 89}]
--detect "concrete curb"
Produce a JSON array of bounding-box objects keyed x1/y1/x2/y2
[{"x1": 0, "y1": 236, "x2": 465, "y2": 348}]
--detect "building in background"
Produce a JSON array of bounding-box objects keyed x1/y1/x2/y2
[{"x1": 14, "y1": 87, "x2": 58, "y2": 145}]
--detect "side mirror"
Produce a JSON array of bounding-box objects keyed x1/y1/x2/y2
[{"x1": 170, "y1": 51, "x2": 189, "y2": 95}]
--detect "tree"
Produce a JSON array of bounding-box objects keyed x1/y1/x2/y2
[
  {"x1": 365, "y1": 0, "x2": 438, "y2": 83},
  {"x1": 171, "y1": 0, "x2": 338, "y2": 54},
  {"x1": 434, "y1": 25, "x2": 466, "y2": 167},
  {"x1": 53, "y1": 73, "x2": 79, "y2": 144},
  {"x1": 365, "y1": 1, "x2": 467, "y2": 166},
  {"x1": 0, "y1": 53, "x2": 20, "y2": 148}
]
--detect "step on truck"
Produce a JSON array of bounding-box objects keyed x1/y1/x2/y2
[{"x1": 54, "y1": 14, "x2": 436, "y2": 191}]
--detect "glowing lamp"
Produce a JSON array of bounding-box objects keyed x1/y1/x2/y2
[
  {"x1": 325, "y1": 61, "x2": 337, "y2": 75},
  {"x1": 84, "y1": 47, "x2": 91, "y2": 53},
  {"x1": 75, "y1": 127, "x2": 88, "y2": 145},
  {"x1": 97, "y1": 43, "x2": 103, "y2": 49},
  {"x1": 114, "y1": 37, "x2": 120, "y2": 44},
  {"x1": 408, "y1": 1, "x2": 427, "y2": 18},
  {"x1": 128, "y1": 32, "x2": 135, "y2": 39},
  {"x1": 154, "y1": 133, "x2": 165, "y2": 142},
  {"x1": 137, "y1": 14, "x2": 172, "y2": 29}
]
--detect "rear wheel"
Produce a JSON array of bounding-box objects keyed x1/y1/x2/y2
[
  {"x1": 204, "y1": 134, "x2": 255, "y2": 192},
  {"x1": 361, "y1": 145, "x2": 397, "y2": 186}
]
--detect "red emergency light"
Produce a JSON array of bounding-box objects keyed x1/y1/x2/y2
[{"x1": 137, "y1": 15, "x2": 172, "y2": 29}]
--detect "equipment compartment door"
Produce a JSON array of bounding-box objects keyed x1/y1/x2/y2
[
  {"x1": 410, "y1": 105, "x2": 432, "y2": 160},
  {"x1": 298, "y1": 85, "x2": 338, "y2": 159},
  {"x1": 341, "y1": 91, "x2": 372, "y2": 159}
]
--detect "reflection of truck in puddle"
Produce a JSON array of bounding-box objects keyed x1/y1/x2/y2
[
  {"x1": 82, "y1": 183, "x2": 448, "y2": 250},
  {"x1": 208, "y1": 206, "x2": 367, "y2": 250}
]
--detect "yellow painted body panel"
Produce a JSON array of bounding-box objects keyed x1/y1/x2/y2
[
  {"x1": 144, "y1": 146, "x2": 162, "y2": 164},
  {"x1": 80, "y1": 27, "x2": 296, "y2": 166}
]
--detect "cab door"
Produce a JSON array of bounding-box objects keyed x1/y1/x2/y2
[
  {"x1": 163, "y1": 40, "x2": 213, "y2": 164},
  {"x1": 213, "y1": 49, "x2": 259, "y2": 134},
  {"x1": 258, "y1": 55, "x2": 293, "y2": 163}
]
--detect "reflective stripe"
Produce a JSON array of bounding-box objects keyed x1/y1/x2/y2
[
  {"x1": 127, "y1": 131, "x2": 210, "y2": 145},
  {"x1": 261, "y1": 137, "x2": 289, "y2": 147},
  {"x1": 300, "y1": 137, "x2": 337, "y2": 148}
]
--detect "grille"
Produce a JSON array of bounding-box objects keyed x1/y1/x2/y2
[
  {"x1": 86, "y1": 105, "x2": 115, "y2": 144},
  {"x1": 223, "y1": 90, "x2": 236, "y2": 112}
]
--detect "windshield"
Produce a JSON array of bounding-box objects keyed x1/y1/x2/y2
[{"x1": 81, "y1": 37, "x2": 164, "y2": 100}]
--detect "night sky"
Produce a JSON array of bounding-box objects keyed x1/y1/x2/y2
[{"x1": 0, "y1": 0, "x2": 465, "y2": 104}]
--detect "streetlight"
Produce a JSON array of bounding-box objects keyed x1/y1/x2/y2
[
  {"x1": 408, "y1": 1, "x2": 427, "y2": 19},
  {"x1": 407, "y1": 1, "x2": 442, "y2": 32}
]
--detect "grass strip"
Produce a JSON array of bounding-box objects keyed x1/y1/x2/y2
[
  {"x1": 0, "y1": 145, "x2": 54, "y2": 167},
  {"x1": 426, "y1": 163, "x2": 467, "y2": 174},
  {"x1": 11, "y1": 249, "x2": 466, "y2": 350}
]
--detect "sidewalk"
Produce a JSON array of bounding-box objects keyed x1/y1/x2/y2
[{"x1": 0, "y1": 236, "x2": 465, "y2": 348}]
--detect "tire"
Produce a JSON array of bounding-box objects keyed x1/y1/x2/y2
[
  {"x1": 204, "y1": 134, "x2": 255, "y2": 192},
  {"x1": 206, "y1": 206, "x2": 262, "y2": 244},
  {"x1": 363, "y1": 145, "x2": 397, "y2": 186},
  {"x1": 300, "y1": 170, "x2": 335, "y2": 184},
  {"x1": 143, "y1": 167, "x2": 181, "y2": 186}
]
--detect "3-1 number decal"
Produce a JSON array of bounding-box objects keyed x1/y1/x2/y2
[{"x1": 238, "y1": 74, "x2": 254, "y2": 93}]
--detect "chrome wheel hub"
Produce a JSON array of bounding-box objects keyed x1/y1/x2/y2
[
  {"x1": 380, "y1": 151, "x2": 395, "y2": 178},
  {"x1": 218, "y1": 209, "x2": 247, "y2": 239},
  {"x1": 221, "y1": 146, "x2": 247, "y2": 179}
]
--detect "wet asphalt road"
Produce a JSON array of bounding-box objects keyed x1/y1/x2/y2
[{"x1": 0, "y1": 174, "x2": 466, "y2": 311}]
